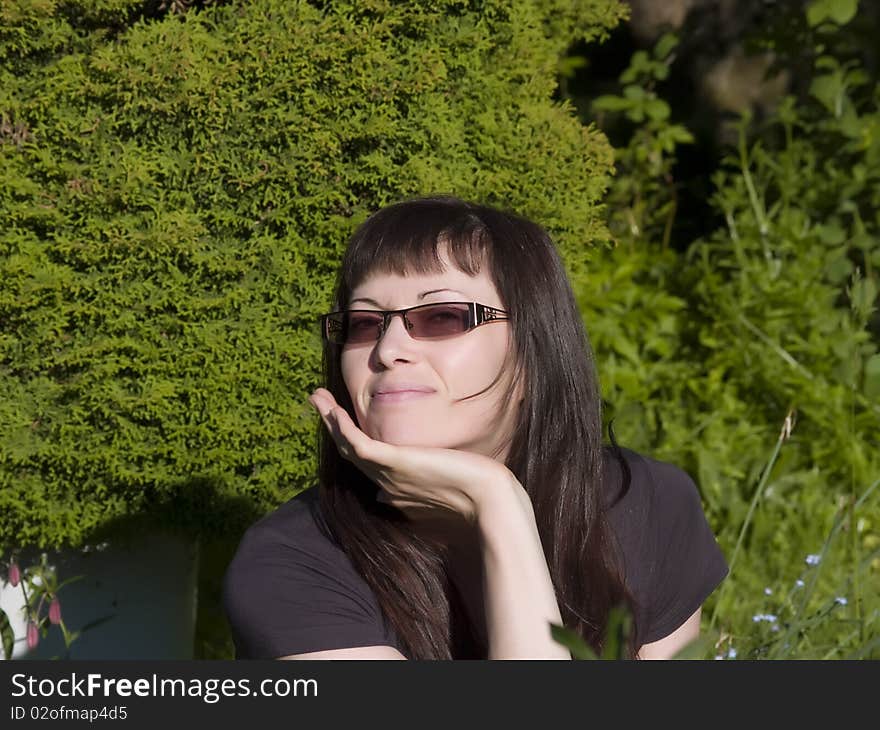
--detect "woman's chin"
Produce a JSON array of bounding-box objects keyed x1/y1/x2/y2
[
  {"x1": 363, "y1": 424, "x2": 441, "y2": 446},
  {"x1": 370, "y1": 434, "x2": 439, "y2": 447}
]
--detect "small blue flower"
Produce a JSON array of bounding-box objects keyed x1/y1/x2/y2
[
  {"x1": 752, "y1": 613, "x2": 778, "y2": 623},
  {"x1": 764, "y1": 587, "x2": 772, "y2": 596},
  {"x1": 770, "y1": 623, "x2": 780, "y2": 632},
  {"x1": 805, "y1": 554, "x2": 821, "y2": 566},
  {"x1": 835, "y1": 596, "x2": 847, "y2": 606},
  {"x1": 727, "y1": 647, "x2": 737, "y2": 659},
  {"x1": 795, "y1": 579, "x2": 805, "y2": 588}
]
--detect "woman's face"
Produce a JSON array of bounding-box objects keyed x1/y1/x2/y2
[{"x1": 340, "y1": 245, "x2": 521, "y2": 462}]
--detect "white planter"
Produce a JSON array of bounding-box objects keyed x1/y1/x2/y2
[
  {"x1": 1, "y1": 530, "x2": 199, "y2": 660},
  {"x1": 0, "y1": 577, "x2": 30, "y2": 659}
]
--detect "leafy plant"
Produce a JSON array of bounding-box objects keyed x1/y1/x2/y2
[
  {"x1": 551, "y1": 605, "x2": 721, "y2": 660},
  {"x1": 572, "y1": 2, "x2": 878, "y2": 659},
  {"x1": 1, "y1": 553, "x2": 83, "y2": 659},
  {"x1": 591, "y1": 32, "x2": 695, "y2": 251}
]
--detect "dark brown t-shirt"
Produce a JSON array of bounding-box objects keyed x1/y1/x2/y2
[{"x1": 222, "y1": 445, "x2": 729, "y2": 658}]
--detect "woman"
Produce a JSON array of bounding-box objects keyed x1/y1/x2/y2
[{"x1": 222, "y1": 195, "x2": 729, "y2": 660}]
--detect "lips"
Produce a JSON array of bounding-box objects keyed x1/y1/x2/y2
[
  {"x1": 371, "y1": 390, "x2": 435, "y2": 404},
  {"x1": 372, "y1": 384, "x2": 436, "y2": 396},
  {"x1": 371, "y1": 383, "x2": 436, "y2": 405}
]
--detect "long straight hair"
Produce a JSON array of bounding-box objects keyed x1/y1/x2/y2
[{"x1": 316, "y1": 195, "x2": 640, "y2": 659}]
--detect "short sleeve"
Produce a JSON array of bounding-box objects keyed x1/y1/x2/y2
[
  {"x1": 222, "y1": 498, "x2": 398, "y2": 659},
  {"x1": 641, "y1": 461, "x2": 729, "y2": 645}
]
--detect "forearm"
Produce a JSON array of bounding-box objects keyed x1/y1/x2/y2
[{"x1": 476, "y1": 478, "x2": 571, "y2": 660}]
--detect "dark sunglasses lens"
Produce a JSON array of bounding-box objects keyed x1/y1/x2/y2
[
  {"x1": 409, "y1": 303, "x2": 470, "y2": 338},
  {"x1": 331, "y1": 304, "x2": 471, "y2": 344},
  {"x1": 343, "y1": 311, "x2": 384, "y2": 344}
]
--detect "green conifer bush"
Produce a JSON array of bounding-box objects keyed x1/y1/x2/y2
[{"x1": 0, "y1": 0, "x2": 626, "y2": 550}]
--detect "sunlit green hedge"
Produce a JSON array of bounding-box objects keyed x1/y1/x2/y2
[{"x1": 0, "y1": 0, "x2": 627, "y2": 550}]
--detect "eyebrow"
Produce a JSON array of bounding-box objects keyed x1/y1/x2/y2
[{"x1": 348, "y1": 288, "x2": 466, "y2": 307}]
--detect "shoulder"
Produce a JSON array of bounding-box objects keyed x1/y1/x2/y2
[
  {"x1": 600, "y1": 445, "x2": 700, "y2": 516},
  {"x1": 225, "y1": 488, "x2": 378, "y2": 600},
  {"x1": 221, "y1": 488, "x2": 346, "y2": 622},
  {"x1": 601, "y1": 445, "x2": 729, "y2": 647},
  {"x1": 230, "y1": 486, "x2": 328, "y2": 555},
  {"x1": 601, "y1": 445, "x2": 717, "y2": 548},
  {"x1": 222, "y1": 488, "x2": 401, "y2": 659},
  {"x1": 223, "y1": 487, "x2": 345, "y2": 583}
]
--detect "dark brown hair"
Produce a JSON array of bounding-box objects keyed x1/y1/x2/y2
[{"x1": 316, "y1": 195, "x2": 640, "y2": 659}]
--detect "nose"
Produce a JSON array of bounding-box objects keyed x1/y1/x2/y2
[
  {"x1": 374, "y1": 311, "x2": 418, "y2": 365},
  {"x1": 382, "y1": 312, "x2": 409, "y2": 337}
]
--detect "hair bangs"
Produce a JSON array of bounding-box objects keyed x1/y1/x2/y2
[{"x1": 338, "y1": 198, "x2": 496, "y2": 304}]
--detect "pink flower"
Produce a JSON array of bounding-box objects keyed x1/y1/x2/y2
[
  {"x1": 26, "y1": 621, "x2": 39, "y2": 650},
  {"x1": 8, "y1": 561, "x2": 20, "y2": 587},
  {"x1": 49, "y1": 597, "x2": 62, "y2": 625}
]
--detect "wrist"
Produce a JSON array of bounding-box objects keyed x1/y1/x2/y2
[
  {"x1": 475, "y1": 473, "x2": 536, "y2": 542},
  {"x1": 473, "y1": 473, "x2": 569, "y2": 660}
]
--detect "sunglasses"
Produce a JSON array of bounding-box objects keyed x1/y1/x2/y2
[{"x1": 320, "y1": 301, "x2": 510, "y2": 345}]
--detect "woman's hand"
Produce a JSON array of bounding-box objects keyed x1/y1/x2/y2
[
  {"x1": 309, "y1": 389, "x2": 568, "y2": 660},
  {"x1": 308, "y1": 387, "x2": 517, "y2": 528}
]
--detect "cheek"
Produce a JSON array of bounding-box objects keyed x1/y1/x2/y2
[
  {"x1": 443, "y1": 329, "x2": 512, "y2": 396},
  {"x1": 339, "y1": 353, "x2": 369, "y2": 401}
]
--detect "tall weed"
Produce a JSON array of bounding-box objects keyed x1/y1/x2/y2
[{"x1": 573, "y1": 2, "x2": 879, "y2": 658}]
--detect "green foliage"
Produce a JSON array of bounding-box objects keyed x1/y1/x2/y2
[
  {"x1": 677, "y1": 62, "x2": 879, "y2": 655},
  {"x1": 552, "y1": 605, "x2": 720, "y2": 659},
  {"x1": 0, "y1": 0, "x2": 626, "y2": 551},
  {"x1": 806, "y1": 0, "x2": 859, "y2": 29},
  {"x1": 591, "y1": 33, "x2": 694, "y2": 250},
  {"x1": 568, "y1": 40, "x2": 696, "y2": 459},
  {"x1": 1, "y1": 552, "x2": 84, "y2": 659},
  {"x1": 550, "y1": 604, "x2": 634, "y2": 659},
  {"x1": 575, "y1": 12, "x2": 879, "y2": 659},
  {"x1": 577, "y1": 34, "x2": 698, "y2": 450}
]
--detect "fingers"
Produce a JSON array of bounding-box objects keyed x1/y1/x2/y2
[
  {"x1": 307, "y1": 390, "x2": 361, "y2": 461},
  {"x1": 330, "y1": 405, "x2": 369, "y2": 461},
  {"x1": 310, "y1": 394, "x2": 342, "y2": 437},
  {"x1": 308, "y1": 388, "x2": 336, "y2": 418},
  {"x1": 308, "y1": 392, "x2": 344, "y2": 438},
  {"x1": 308, "y1": 390, "x2": 395, "y2": 471}
]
